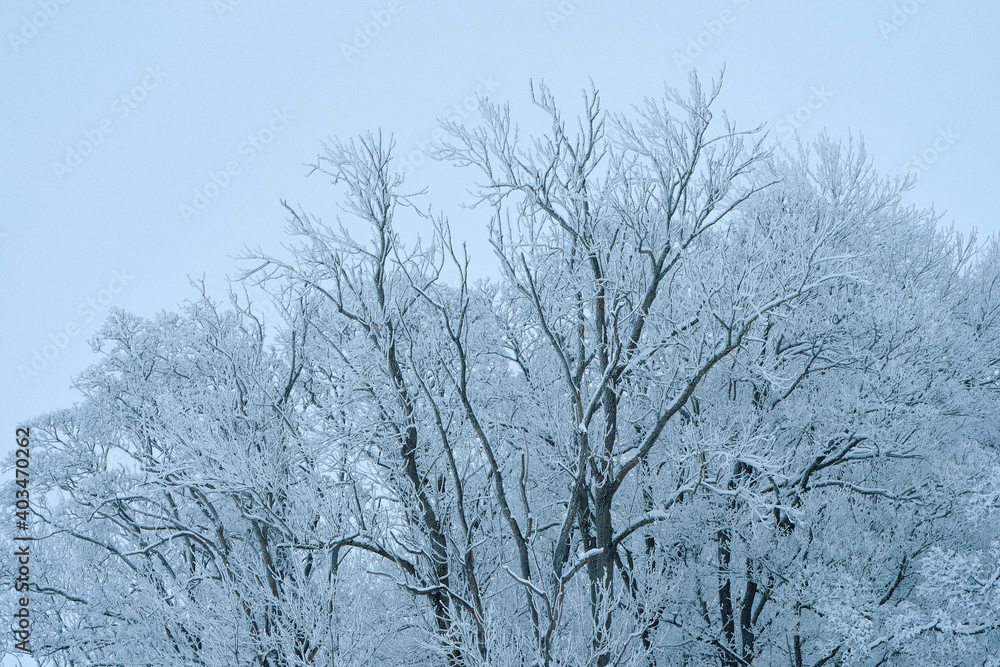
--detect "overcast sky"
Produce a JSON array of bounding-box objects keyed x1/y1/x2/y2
[{"x1": 1, "y1": 0, "x2": 997, "y2": 536}]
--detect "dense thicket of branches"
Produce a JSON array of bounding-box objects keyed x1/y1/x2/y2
[{"x1": 6, "y1": 76, "x2": 1000, "y2": 666}]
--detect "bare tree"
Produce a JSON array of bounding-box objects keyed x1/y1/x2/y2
[{"x1": 8, "y1": 76, "x2": 999, "y2": 667}]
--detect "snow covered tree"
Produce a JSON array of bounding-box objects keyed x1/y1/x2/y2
[{"x1": 6, "y1": 75, "x2": 998, "y2": 666}]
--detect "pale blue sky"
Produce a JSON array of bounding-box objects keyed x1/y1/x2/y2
[{"x1": 0, "y1": 5, "x2": 997, "y2": 615}]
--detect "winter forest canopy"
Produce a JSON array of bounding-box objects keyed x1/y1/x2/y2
[{"x1": 5, "y1": 75, "x2": 1000, "y2": 666}]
